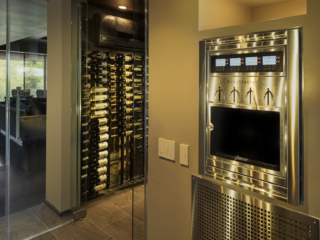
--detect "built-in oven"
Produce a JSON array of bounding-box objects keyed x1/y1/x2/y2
[{"x1": 199, "y1": 29, "x2": 302, "y2": 205}]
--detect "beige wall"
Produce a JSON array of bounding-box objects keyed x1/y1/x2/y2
[
  {"x1": 47, "y1": 0, "x2": 72, "y2": 213},
  {"x1": 148, "y1": 0, "x2": 320, "y2": 239},
  {"x1": 198, "y1": 0, "x2": 253, "y2": 31},
  {"x1": 199, "y1": 0, "x2": 307, "y2": 30},
  {"x1": 253, "y1": 0, "x2": 307, "y2": 22}
]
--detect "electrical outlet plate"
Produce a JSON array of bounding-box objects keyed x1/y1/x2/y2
[{"x1": 158, "y1": 138, "x2": 175, "y2": 161}]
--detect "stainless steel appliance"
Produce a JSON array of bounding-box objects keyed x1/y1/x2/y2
[{"x1": 199, "y1": 29, "x2": 302, "y2": 205}]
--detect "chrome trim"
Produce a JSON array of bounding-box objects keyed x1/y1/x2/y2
[
  {"x1": 44, "y1": 56, "x2": 47, "y2": 98},
  {"x1": 199, "y1": 29, "x2": 301, "y2": 205},
  {"x1": 205, "y1": 31, "x2": 287, "y2": 45},
  {"x1": 207, "y1": 39, "x2": 287, "y2": 51},
  {"x1": 199, "y1": 40, "x2": 206, "y2": 175},
  {"x1": 15, "y1": 87, "x2": 21, "y2": 140},
  {"x1": 205, "y1": 166, "x2": 287, "y2": 195},
  {"x1": 286, "y1": 29, "x2": 301, "y2": 205},
  {"x1": 206, "y1": 159, "x2": 285, "y2": 186}
]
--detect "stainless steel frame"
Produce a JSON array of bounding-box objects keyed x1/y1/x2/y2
[{"x1": 199, "y1": 29, "x2": 301, "y2": 205}]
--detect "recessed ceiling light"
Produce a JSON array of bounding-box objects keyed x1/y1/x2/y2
[{"x1": 119, "y1": 6, "x2": 127, "y2": 9}]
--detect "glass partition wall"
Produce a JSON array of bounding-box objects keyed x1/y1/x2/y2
[
  {"x1": 0, "y1": 0, "x2": 147, "y2": 239},
  {"x1": 1, "y1": 0, "x2": 76, "y2": 239}
]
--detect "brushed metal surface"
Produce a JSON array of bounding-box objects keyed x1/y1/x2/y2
[
  {"x1": 191, "y1": 176, "x2": 319, "y2": 240},
  {"x1": 199, "y1": 29, "x2": 302, "y2": 205}
]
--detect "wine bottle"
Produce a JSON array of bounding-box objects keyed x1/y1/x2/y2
[
  {"x1": 121, "y1": 107, "x2": 133, "y2": 114},
  {"x1": 99, "y1": 69, "x2": 116, "y2": 76},
  {"x1": 99, "y1": 61, "x2": 116, "y2": 68},
  {"x1": 91, "y1": 94, "x2": 108, "y2": 101},
  {"x1": 118, "y1": 69, "x2": 133, "y2": 77},
  {"x1": 111, "y1": 130, "x2": 133, "y2": 138},
  {"x1": 110, "y1": 100, "x2": 133, "y2": 107},
  {"x1": 89, "y1": 151, "x2": 109, "y2": 160},
  {"x1": 82, "y1": 183, "x2": 107, "y2": 196},
  {"x1": 82, "y1": 126, "x2": 109, "y2": 135},
  {"x1": 109, "y1": 115, "x2": 134, "y2": 123},
  {"x1": 91, "y1": 102, "x2": 109, "y2": 110},
  {"x1": 120, "y1": 86, "x2": 133, "y2": 92},
  {"x1": 91, "y1": 87, "x2": 109, "y2": 93},
  {"x1": 84, "y1": 133, "x2": 109, "y2": 144},
  {"x1": 123, "y1": 122, "x2": 143, "y2": 130},
  {"x1": 122, "y1": 93, "x2": 143, "y2": 99},
  {"x1": 82, "y1": 141, "x2": 109, "y2": 152},
  {"x1": 84, "y1": 109, "x2": 109, "y2": 117},
  {"x1": 82, "y1": 117, "x2": 108, "y2": 127},
  {"x1": 88, "y1": 51, "x2": 100, "y2": 58},
  {"x1": 118, "y1": 77, "x2": 142, "y2": 84},
  {"x1": 120, "y1": 54, "x2": 143, "y2": 62},
  {"x1": 87, "y1": 174, "x2": 108, "y2": 184},
  {"x1": 122, "y1": 54, "x2": 133, "y2": 62},
  {"x1": 83, "y1": 65, "x2": 98, "y2": 72},
  {"x1": 99, "y1": 52, "x2": 115, "y2": 61},
  {"x1": 122, "y1": 115, "x2": 133, "y2": 121},
  {"x1": 82, "y1": 158, "x2": 108, "y2": 169},
  {"x1": 99, "y1": 52, "x2": 108, "y2": 60}
]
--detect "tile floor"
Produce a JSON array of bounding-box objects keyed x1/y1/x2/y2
[
  {"x1": 0, "y1": 181, "x2": 145, "y2": 240},
  {"x1": 0, "y1": 203, "x2": 73, "y2": 240},
  {"x1": 29, "y1": 184, "x2": 145, "y2": 240}
]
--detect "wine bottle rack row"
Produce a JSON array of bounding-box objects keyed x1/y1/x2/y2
[{"x1": 80, "y1": 51, "x2": 145, "y2": 200}]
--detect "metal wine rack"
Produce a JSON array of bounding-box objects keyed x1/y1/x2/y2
[{"x1": 80, "y1": 51, "x2": 145, "y2": 201}]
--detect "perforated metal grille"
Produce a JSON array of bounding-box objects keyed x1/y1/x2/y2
[{"x1": 192, "y1": 177, "x2": 319, "y2": 240}]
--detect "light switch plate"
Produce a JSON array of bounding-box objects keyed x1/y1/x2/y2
[
  {"x1": 158, "y1": 138, "x2": 175, "y2": 161},
  {"x1": 180, "y1": 144, "x2": 189, "y2": 166}
]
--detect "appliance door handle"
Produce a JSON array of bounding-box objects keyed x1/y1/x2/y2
[{"x1": 207, "y1": 125, "x2": 214, "y2": 130}]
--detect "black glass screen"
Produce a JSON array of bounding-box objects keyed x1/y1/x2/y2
[{"x1": 210, "y1": 107, "x2": 280, "y2": 171}]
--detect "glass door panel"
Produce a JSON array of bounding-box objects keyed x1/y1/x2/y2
[
  {"x1": 133, "y1": 0, "x2": 147, "y2": 239},
  {"x1": 5, "y1": 0, "x2": 74, "y2": 239},
  {"x1": 0, "y1": 0, "x2": 7, "y2": 235}
]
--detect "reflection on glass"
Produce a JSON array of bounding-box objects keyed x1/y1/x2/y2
[{"x1": 2, "y1": 0, "x2": 74, "y2": 239}]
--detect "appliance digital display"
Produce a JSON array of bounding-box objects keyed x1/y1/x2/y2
[
  {"x1": 263, "y1": 56, "x2": 277, "y2": 65},
  {"x1": 245, "y1": 57, "x2": 258, "y2": 66},
  {"x1": 215, "y1": 59, "x2": 226, "y2": 67},
  {"x1": 230, "y1": 58, "x2": 241, "y2": 66}
]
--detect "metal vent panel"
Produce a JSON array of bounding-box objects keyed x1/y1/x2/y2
[{"x1": 192, "y1": 176, "x2": 319, "y2": 240}]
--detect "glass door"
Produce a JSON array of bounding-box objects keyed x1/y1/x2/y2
[
  {"x1": 132, "y1": 0, "x2": 147, "y2": 239},
  {"x1": 76, "y1": 0, "x2": 148, "y2": 239}
]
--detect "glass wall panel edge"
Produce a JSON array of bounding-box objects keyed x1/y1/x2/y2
[{"x1": 5, "y1": 0, "x2": 11, "y2": 238}]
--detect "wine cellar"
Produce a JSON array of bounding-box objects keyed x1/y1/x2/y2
[{"x1": 79, "y1": 2, "x2": 147, "y2": 203}]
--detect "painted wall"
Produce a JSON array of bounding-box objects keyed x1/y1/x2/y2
[
  {"x1": 198, "y1": 0, "x2": 253, "y2": 31},
  {"x1": 47, "y1": 0, "x2": 72, "y2": 213},
  {"x1": 199, "y1": 0, "x2": 307, "y2": 31},
  {"x1": 148, "y1": 0, "x2": 320, "y2": 239},
  {"x1": 253, "y1": 0, "x2": 307, "y2": 22}
]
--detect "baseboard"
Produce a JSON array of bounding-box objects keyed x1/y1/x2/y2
[{"x1": 43, "y1": 200, "x2": 71, "y2": 217}]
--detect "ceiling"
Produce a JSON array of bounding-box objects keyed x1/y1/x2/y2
[
  {"x1": 234, "y1": 0, "x2": 299, "y2": 8},
  {"x1": 88, "y1": 0, "x2": 145, "y2": 15},
  {"x1": 0, "y1": 0, "x2": 47, "y2": 46}
]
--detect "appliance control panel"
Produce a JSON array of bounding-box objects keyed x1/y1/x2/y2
[{"x1": 211, "y1": 51, "x2": 283, "y2": 73}]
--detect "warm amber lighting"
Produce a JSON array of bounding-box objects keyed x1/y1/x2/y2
[{"x1": 118, "y1": 6, "x2": 127, "y2": 9}]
